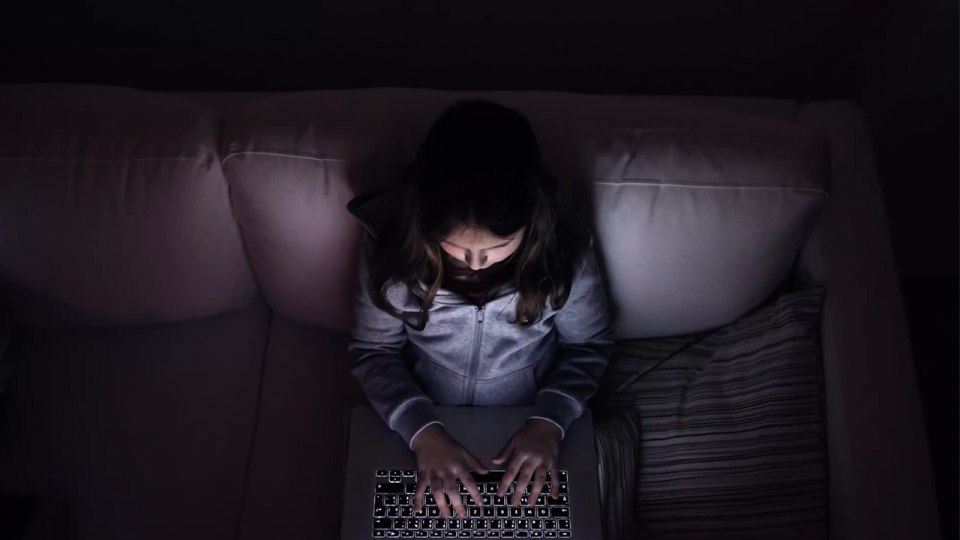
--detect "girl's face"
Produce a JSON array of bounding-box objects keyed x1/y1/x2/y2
[{"x1": 440, "y1": 226, "x2": 525, "y2": 274}]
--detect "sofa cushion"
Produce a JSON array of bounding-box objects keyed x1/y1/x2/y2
[
  {"x1": 0, "y1": 84, "x2": 257, "y2": 326},
  {"x1": 237, "y1": 317, "x2": 366, "y2": 540},
  {"x1": 0, "y1": 300, "x2": 271, "y2": 540},
  {"x1": 588, "y1": 127, "x2": 828, "y2": 338},
  {"x1": 223, "y1": 89, "x2": 827, "y2": 336}
]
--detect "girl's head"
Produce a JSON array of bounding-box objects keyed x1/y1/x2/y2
[{"x1": 371, "y1": 100, "x2": 588, "y2": 328}]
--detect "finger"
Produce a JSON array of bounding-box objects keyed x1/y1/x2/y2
[
  {"x1": 462, "y1": 449, "x2": 489, "y2": 475},
  {"x1": 443, "y1": 472, "x2": 466, "y2": 518},
  {"x1": 549, "y1": 464, "x2": 561, "y2": 499},
  {"x1": 457, "y1": 466, "x2": 484, "y2": 509},
  {"x1": 498, "y1": 454, "x2": 523, "y2": 498},
  {"x1": 512, "y1": 461, "x2": 536, "y2": 507},
  {"x1": 414, "y1": 473, "x2": 429, "y2": 513},
  {"x1": 528, "y1": 466, "x2": 548, "y2": 506},
  {"x1": 491, "y1": 439, "x2": 514, "y2": 465},
  {"x1": 431, "y1": 476, "x2": 450, "y2": 519}
]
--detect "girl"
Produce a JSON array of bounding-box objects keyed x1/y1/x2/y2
[{"x1": 348, "y1": 100, "x2": 612, "y2": 520}]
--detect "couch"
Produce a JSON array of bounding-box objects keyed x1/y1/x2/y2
[{"x1": 0, "y1": 85, "x2": 939, "y2": 540}]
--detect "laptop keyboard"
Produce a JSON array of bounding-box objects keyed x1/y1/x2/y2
[{"x1": 371, "y1": 469, "x2": 573, "y2": 538}]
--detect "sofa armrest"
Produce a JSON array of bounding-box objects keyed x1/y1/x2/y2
[{"x1": 799, "y1": 101, "x2": 940, "y2": 540}]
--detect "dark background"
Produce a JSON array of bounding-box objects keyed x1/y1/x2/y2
[{"x1": 1, "y1": 0, "x2": 957, "y2": 536}]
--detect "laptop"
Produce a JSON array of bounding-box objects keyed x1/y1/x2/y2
[{"x1": 340, "y1": 406, "x2": 602, "y2": 539}]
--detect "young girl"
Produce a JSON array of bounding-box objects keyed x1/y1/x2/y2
[{"x1": 348, "y1": 100, "x2": 612, "y2": 520}]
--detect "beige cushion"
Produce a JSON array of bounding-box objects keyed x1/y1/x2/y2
[
  {"x1": 223, "y1": 89, "x2": 828, "y2": 337},
  {"x1": 0, "y1": 84, "x2": 257, "y2": 326}
]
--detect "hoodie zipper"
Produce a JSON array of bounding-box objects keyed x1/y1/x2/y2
[{"x1": 464, "y1": 306, "x2": 484, "y2": 404}]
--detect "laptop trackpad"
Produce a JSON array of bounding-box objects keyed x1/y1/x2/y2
[{"x1": 434, "y1": 407, "x2": 530, "y2": 470}]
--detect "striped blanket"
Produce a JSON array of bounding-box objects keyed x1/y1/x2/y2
[{"x1": 592, "y1": 289, "x2": 827, "y2": 540}]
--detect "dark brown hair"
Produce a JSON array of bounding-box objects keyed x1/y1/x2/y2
[{"x1": 369, "y1": 100, "x2": 589, "y2": 330}]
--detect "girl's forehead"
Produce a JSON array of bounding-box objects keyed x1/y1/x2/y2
[{"x1": 442, "y1": 226, "x2": 523, "y2": 250}]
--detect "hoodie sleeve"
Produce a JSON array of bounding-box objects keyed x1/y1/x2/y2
[
  {"x1": 348, "y1": 236, "x2": 443, "y2": 448},
  {"x1": 530, "y1": 242, "x2": 614, "y2": 437}
]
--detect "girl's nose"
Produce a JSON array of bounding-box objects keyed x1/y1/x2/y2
[{"x1": 467, "y1": 253, "x2": 486, "y2": 271}]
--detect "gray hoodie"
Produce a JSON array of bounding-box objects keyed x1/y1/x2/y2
[{"x1": 348, "y1": 190, "x2": 613, "y2": 447}]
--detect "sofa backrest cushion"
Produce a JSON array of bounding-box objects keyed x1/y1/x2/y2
[
  {"x1": 223, "y1": 89, "x2": 828, "y2": 338},
  {"x1": 0, "y1": 85, "x2": 257, "y2": 326}
]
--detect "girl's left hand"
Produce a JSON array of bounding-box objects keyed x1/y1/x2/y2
[{"x1": 492, "y1": 418, "x2": 562, "y2": 506}]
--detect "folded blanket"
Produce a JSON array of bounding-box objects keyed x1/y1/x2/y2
[{"x1": 593, "y1": 289, "x2": 827, "y2": 540}]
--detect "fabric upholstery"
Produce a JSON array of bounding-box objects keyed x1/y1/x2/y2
[
  {"x1": 238, "y1": 317, "x2": 366, "y2": 540},
  {"x1": 0, "y1": 300, "x2": 271, "y2": 540},
  {"x1": 798, "y1": 102, "x2": 941, "y2": 540},
  {"x1": 223, "y1": 89, "x2": 828, "y2": 336},
  {"x1": 595, "y1": 289, "x2": 827, "y2": 540},
  {"x1": 589, "y1": 127, "x2": 829, "y2": 338},
  {"x1": 0, "y1": 84, "x2": 257, "y2": 326}
]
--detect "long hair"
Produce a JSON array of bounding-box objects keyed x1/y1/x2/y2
[{"x1": 369, "y1": 100, "x2": 589, "y2": 330}]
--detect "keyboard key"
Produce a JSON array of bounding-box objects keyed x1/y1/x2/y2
[
  {"x1": 378, "y1": 483, "x2": 406, "y2": 494},
  {"x1": 375, "y1": 506, "x2": 387, "y2": 517},
  {"x1": 486, "y1": 483, "x2": 499, "y2": 493},
  {"x1": 518, "y1": 519, "x2": 529, "y2": 530},
  {"x1": 548, "y1": 508, "x2": 569, "y2": 518},
  {"x1": 417, "y1": 533, "x2": 429, "y2": 538},
  {"x1": 458, "y1": 533, "x2": 469, "y2": 538},
  {"x1": 469, "y1": 507, "x2": 482, "y2": 517},
  {"x1": 536, "y1": 508, "x2": 548, "y2": 518},
  {"x1": 395, "y1": 518, "x2": 407, "y2": 529},
  {"x1": 429, "y1": 507, "x2": 440, "y2": 517},
  {"x1": 557, "y1": 484, "x2": 568, "y2": 495},
  {"x1": 491, "y1": 519, "x2": 503, "y2": 530},
  {"x1": 377, "y1": 470, "x2": 389, "y2": 477},
  {"x1": 409, "y1": 518, "x2": 421, "y2": 528},
  {"x1": 488, "y1": 533, "x2": 501, "y2": 538},
  {"x1": 374, "y1": 518, "x2": 392, "y2": 529},
  {"x1": 535, "y1": 496, "x2": 545, "y2": 506},
  {"x1": 386, "y1": 532, "x2": 400, "y2": 538},
  {"x1": 558, "y1": 472, "x2": 568, "y2": 482},
  {"x1": 402, "y1": 507, "x2": 414, "y2": 517},
  {"x1": 502, "y1": 533, "x2": 515, "y2": 538},
  {"x1": 463, "y1": 519, "x2": 474, "y2": 530},
  {"x1": 531, "y1": 520, "x2": 543, "y2": 530},
  {"x1": 435, "y1": 519, "x2": 447, "y2": 530},
  {"x1": 402, "y1": 532, "x2": 415, "y2": 538},
  {"x1": 510, "y1": 508, "x2": 522, "y2": 517},
  {"x1": 407, "y1": 484, "x2": 419, "y2": 494},
  {"x1": 400, "y1": 495, "x2": 414, "y2": 506},
  {"x1": 484, "y1": 507, "x2": 496, "y2": 518},
  {"x1": 523, "y1": 508, "x2": 535, "y2": 518},
  {"x1": 558, "y1": 519, "x2": 571, "y2": 530},
  {"x1": 559, "y1": 533, "x2": 572, "y2": 538},
  {"x1": 430, "y1": 533, "x2": 443, "y2": 538},
  {"x1": 474, "y1": 533, "x2": 487, "y2": 538},
  {"x1": 544, "y1": 533, "x2": 557, "y2": 538},
  {"x1": 476, "y1": 471, "x2": 505, "y2": 482},
  {"x1": 494, "y1": 496, "x2": 506, "y2": 506},
  {"x1": 444, "y1": 533, "x2": 456, "y2": 538},
  {"x1": 449, "y1": 519, "x2": 461, "y2": 530},
  {"x1": 504, "y1": 519, "x2": 516, "y2": 530},
  {"x1": 547, "y1": 497, "x2": 568, "y2": 507},
  {"x1": 385, "y1": 496, "x2": 399, "y2": 506},
  {"x1": 495, "y1": 507, "x2": 508, "y2": 518},
  {"x1": 388, "y1": 508, "x2": 401, "y2": 518},
  {"x1": 403, "y1": 470, "x2": 417, "y2": 478},
  {"x1": 531, "y1": 533, "x2": 544, "y2": 538},
  {"x1": 374, "y1": 532, "x2": 386, "y2": 538},
  {"x1": 516, "y1": 533, "x2": 530, "y2": 538},
  {"x1": 416, "y1": 508, "x2": 427, "y2": 517},
  {"x1": 476, "y1": 519, "x2": 488, "y2": 530},
  {"x1": 426, "y1": 495, "x2": 436, "y2": 505},
  {"x1": 544, "y1": 519, "x2": 556, "y2": 530}
]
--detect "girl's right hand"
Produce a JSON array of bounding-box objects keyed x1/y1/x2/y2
[{"x1": 411, "y1": 424, "x2": 489, "y2": 518}]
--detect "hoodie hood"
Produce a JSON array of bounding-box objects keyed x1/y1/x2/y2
[{"x1": 347, "y1": 186, "x2": 406, "y2": 240}]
